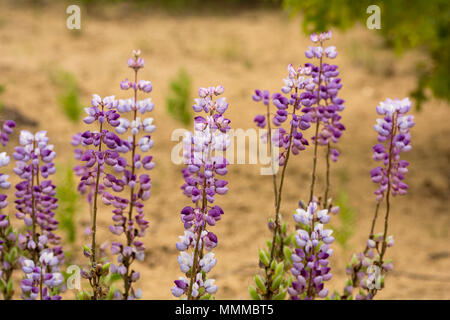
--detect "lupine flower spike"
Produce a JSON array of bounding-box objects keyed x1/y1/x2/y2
[
  {"x1": 0, "y1": 120, "x2": 18, "y2": 300},
  {"x1": 304, "y1": 31, "x2": 345, "y2": 207},
  {"x1": 171, "y1": 86, "x2": 230, "y2": 300},
  {"x1": 251, "y1": 64, "x2": 313, "y2": 299},
  {"x1": 288, "y1": 201, "x2": 334, "y2": 300},
  {"x1": 105, "y1": 50, "x2": 155, "y2": 300},
  {"x1": 250, "y1": 32, "x2": 340, "y2": 300},
  {"x1": 13, "y1": 130, "x2": 64, "y2": 300},
  {"x1": 73, "y1": 94, "x2": 122, "y2": 299},
  {"x1": 340, "y1": 98, "x2": 414, "y2": 300}
]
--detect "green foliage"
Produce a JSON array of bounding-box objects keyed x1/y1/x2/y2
[
  {"x1": 283, "y1": 0, "x2": 450, "y2": 109},
  {"x1": 51, "y1": 69, "x2": 83, "y2": 122},
  {"x1": 166, "y1": 69, "x2": 192, "y2": 125},
  {"x1": 0, "y1": 84, "x2": 4, "y2": 112},
  {"x1": 55, "y1": 165, "x2": 78, "y2": 246},
  {"x1": 331, "y1": 191, "x2": 355, "y2": 248},
  {"x1": 78, "y1": 0, "x2": 279, "y2": 10}
]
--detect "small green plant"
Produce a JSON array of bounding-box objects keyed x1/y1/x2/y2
[
  {"x1": 51, "y1": 70, "x2": 83, "y2": 122},
  {"x1": 55, "y1": 165, "x2": 78, "y2": 249},
  {"x1": 166, "y1": 68, "x2": 192, "y2": 125},
  {"x1": 331, "y1": 191, "x2": 355, "y2": 249}
]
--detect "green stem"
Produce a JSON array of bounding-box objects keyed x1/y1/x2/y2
[
  {"x1": 308, "y1": 53, "x2": 323, "y2": 203},
  {"x1": 187, "y1": 108, "x2": 215, "y2": 300},
  {"x1": 323, "y1": 143, "x2": 331, "y2": 208},
  {"x1": 123, "y1": 69, "x2": 139, "y2": 300},
  {"x1": 266, "y1": 103, "x2": 278, "y2": 208},
  {"x1": 263, "y1": 94, "x2": 298, "y2": 299},
  {"x1": 90, "y1": 105, "x2": 104, "y2": 300}
]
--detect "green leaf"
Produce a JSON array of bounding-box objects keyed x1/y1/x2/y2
[
  {"x1": 271, "y1": 274, "x2": 283, "y2": 291},
  {"x1": 258, "y1": 249, "x2": 270, "y2": 267},
  {"x1": 275, "y1": 262, "x2": 284, "y2": 277},
  {"x1": 273, "y1": 290, "x2": 287, "y2": 300},
  {"x1": 106, "y1": 288, "x2": 115, "y2": 300},
  {"x1": 275, "y1": 233, "x2": 282, "y2": 245},
  {"x1": 254, "y1": 275, "x2": 266, "y2": 294},
  {"x1": 6, "y1": 279, "x2": 13, "y2": 296},
  {"x1": 248, "y1": 285, "x2": 261, "y2": 300},
  {"x1": 283, "y1": 247, "x2": 293, "y2": 264},
  {"x1": 9, "y1": 247, "x2": 18, "y2": 263},
  {"x1": 270, "y1": 260, "x2": 277, "y2": 270},
  {"x1": 200, "y1": 293, "x2": 211, "y2": 300},
  {"x1": 0, "y1": 278, "x2": 6, "y2": 292}
]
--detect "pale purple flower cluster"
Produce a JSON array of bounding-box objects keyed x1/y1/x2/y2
[
  {"x1": 72, "y1": 95, "x2": 122, "y2": 203},
  {"x1": 0, "y1": 120, "x2": 15, "y2": 147},
  {"x1": 0, "y1": 120, "x2": 19, "y2": 300},
  {"x1": 20, "y1": 249, "x2": 64, "y2": 300},
  {"x1": 73, "y1": 94, "x2": 124, "y2": 298},
  {"x1": 370, "y1": 98, "x2": 415, "y2": 201},
  {"x1": 172, "y1": 86, "x2": 229, "y2": 299},
  {"x1": 303, "y1": 31, "x2": 345, "y2": 162},
  {"x1": 105, "y1": 50, "x2": 154, "y2": 300},
  {"x1": 0, "y1": 214, "x2": 18, "y2": 300},
  {"x1": 13, "y1": 131, "x2": 61, "y2": 251},
  {"x1": 11, "y1": 130, "x2": 64, "y2": 298},
  {"x1": 289, "y1": 202, "x2": 334, "y2": 300},
  {"x1": 0, "y1": 121, "x2": 15, "y2": 210},
  {"x1": 252, "y1": 65, "x2": 312, "y2": 165}
]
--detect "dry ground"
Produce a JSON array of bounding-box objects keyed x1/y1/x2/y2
[{"x1": 0, "y1": 1, "x2": 449, "y2": 299}]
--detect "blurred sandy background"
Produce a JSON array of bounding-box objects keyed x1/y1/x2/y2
[{"x1": 0, "y1": 0, "x2": 449, "y2": 299}]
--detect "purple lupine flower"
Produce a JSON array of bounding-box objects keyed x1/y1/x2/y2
[
  {"x1": 289, "y1": 201, "x2": 334, "y2": 300},
  {"x1": 0, "y1": 153, "x2": 11, "y2": 207},
  {"x1": 14, "y1": 131, "x2": 60, "y2": 249},
  {"x1": 303, "y1": 32, "x2": 345, "y2": 164},
  {"x1": 0, "y1": 120, "x2": 15, "y2": 210},
  {"x1": 250, "y1": 34, "x2": 342, "y2": 300},
  {"x1": 74, "y1": 93, "x2": 123, "y2": 300},
  {"x1": 0, "y1": 120, "x2": 19, "y2": 300},
  {"x1": 20, "y1": 249, "x2": 63, "y2": 300},
  {"x1": 0, "y1": 120, "x2": 16, "y2": 147},
  {"x1": 302, "y1": 31, "x2": 346, "y2": 208},
  {"x1": 339, "y1": 98, "x2": 414, "y2": 300},
  {"x1": 253, "y1": 64, "x2": 312, "y2": 166},
  {"x1": 0, "y1": 213, "x2": 20, "y2": 300},
  {"x1": 12, "y1": 130, "x2": 64, "y2": 299},
  {"x1": 104, "y1": 50, "x2": 155, "y2": 300},
  {"x1": 172, "y1": 86, "x2": 230, "y2": 300},
  {"x1": 371, "y1": 98, "x2": 415, "y2": 201},
  {"x1": 251, "y1": 35, "x2": 341, "y2": 300}
]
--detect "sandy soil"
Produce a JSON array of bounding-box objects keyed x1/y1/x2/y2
[{"x1": 0, "y1": 1, "x2": 449, "y2": 299}]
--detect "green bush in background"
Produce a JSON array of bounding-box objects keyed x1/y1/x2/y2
[
  {"x1": 166, "y1": 68, "x2": 192, "y2": 126},
  {"x1": 283, "y1": 0, "x2": 450, "y2": 109},
  {"x1": 0, "y1": 84, "x2": 4, "y2": 113},
  {"x1": 55, "y1": 165, "x2": 78, "y2": 250},
  {"x1": 51, "y1": 69, "x2": 83, "y2": 123},
  {"x1": 331, "y1": 191, "x2": 356, "y2": 249}
]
